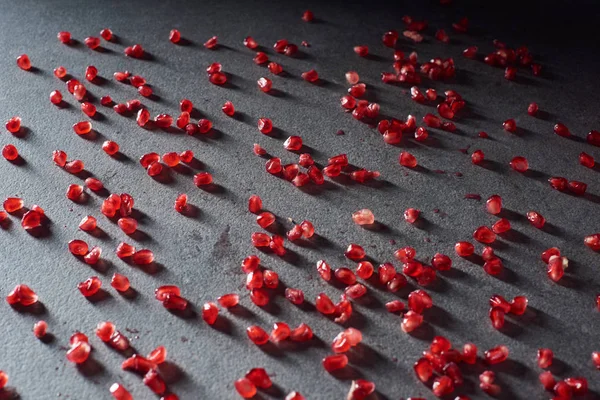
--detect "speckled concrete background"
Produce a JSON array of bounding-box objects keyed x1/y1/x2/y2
[{"x1": 0, "y1": 0, "x2": 598, "y2": 399}]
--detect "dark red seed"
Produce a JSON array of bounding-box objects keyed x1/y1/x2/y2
[
  {"x1": 510, "y1": 156, "x2": 529, "y2": 172},
  {"x1": 503, "y1": 119, "x2": 517, "y2": 132},
  {"x1": 554, "y1": 123, "x2": 571, "y2": 137},
  {"x1": 528, "y1": 102, "x2": 539, "y2": 116},
  {"x1": 527, "y1": 211, "x2": 545, "y2": 228},
  {"x1": 455, "y1": 241, "x2": 474, "y2": 257}
]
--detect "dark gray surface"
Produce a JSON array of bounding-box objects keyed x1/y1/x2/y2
[{"x1": 0, "y1": 0, "x2": 598, "y2": 399}]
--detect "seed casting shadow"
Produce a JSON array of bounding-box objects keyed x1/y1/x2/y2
[
  {"x1": 86, "y1": 289, "x2": 112, "y2": 303},
  {"x1": 118, "y1": 287, "x2": 138, "y2": 300},
  {"x1": 9, "y1": 301, "x2": 46, "y2": 315},
  {"x1": 180, "y1": 204, "x2": 201, "y2": 219},
  {"x1": 82, "y1": 226, "x2": 109, "y2": 240}
]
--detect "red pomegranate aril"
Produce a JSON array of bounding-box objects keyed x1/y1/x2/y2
[
  {"x1": 204, "y1": 35, "x2": 218, "y2": 49},
  {"x1": 323, "y1": 354, "x2": 348, "y2": 373},
  {"x1": 257, "y1": 118, "x2": 273, "y2": 134},
  {"x1": 510, "y1": 156, "x2": 529, "y2": 172},
  {"x1": 462, "y1": 343, "x2": 478, "y2": 364},
  {"x1": 578, "y1": 151, "x2": 594, "y2": 168},
  {"x1": 316, "y1": 260, "x2": 332, "y2": 281},
  {"x1": 527, "y1": 211, "x2": 545, "y2": 228},
  {"x1": 484, "y1": 258, "x2": 503, "y2": 275},
  {"x1": 78, "y1": 276, "x2": 102, "y2": 297},
  {"x1": 132, "y1": 249, "x2": 154, "y2": 265},
  {"x1": 2, "y1": 144, "x2": 18, "y2": 161},
  {"x1": 20, "y1": 210, "x2": 41, "y2": 230},
  {"x1": 431, "y1": 253, "x2": 452, "y2": 271},
  {"x1": 353, "y1": 45, "x2": 369, "y2": 57},
  {"x1": 503, "y1": 119, "x2": 517, "y2": 132},
  {"x1": 193, "y1": 172, "x2": 213, "y2": 186},
  {"x1": 208, "y1": 72, "x2": 227, "y2": 85},
  {"x1": 334, "y1": 268, "x2": 356, "y2": 285},
  {"x1": 455, "y1": 241, "x2": 474, "y2": 257},
  {"x1": 402, "y1": 310, "x2": 424, "y2": 333},
  {"x1": 54, "y1": 66, "x2": 67, "y2": 78},
  {"x1": 473, "y1": 226, "x2": 496, "y2": 243},
  {"x1": 5, "y1": 117, "x2": 21, "y2": 133},
  {"x1": 68, "y1": 239, "x2": 89, "y2": 256},
  {"x1": 83, "y1": 246, "x2": 102, "y2": 265},
  {"x1": 554, "y1": 381, "x2": 573, "y2": 399},
  {"x1": 143, "y1": 370, "x2": 166, "y2": 395},
  {"x1": 430, "y1": 336, "x2": 452, "y2": 354},
  {"x1": 385, "y1": 300, "x2": 405, "y2": 313},
  {"x1": 548, "y1": 177, "x2": 568, "y2": 191},
  {"x1": 490, "y1": 307, "x2": 505, "y2": 329},
  {"x1": 554, "y1": 123, "x2": 571, "y2": 137},
  {"x1": 113, "y1": 103, "x2": 128, "y2": 115},
  {"x1": 250, "y1": 288, "x2": 269, "y2": 306},
  {"x1": 471, "y1": 150, "x2": 485, "y2": 165},
  {"x1": 247, "y1": 325, "x2": 269, "y2": 345},
  {"x1": 216, "y1": 293, "x2": 239, "y2": 308},
  {"x1": 257, "y1": 77, "x2": 272, "y2": 93},
  {"x1": 568, "y1": 180, "x2": 587, "y2": 196},
  {"x1": 16, "y1": 54, "x2": 32, "y2": 70},
  {"x1": 50, "y1": 90, "x2": 63, "y2": 105},
  {"x1": 3, "y1": 197, "x2": 24, "y2": 213},
  {"x1": 73, "y1": 121, "x2": 92, "y2": 135},
  {"x1": 235, "y1": 378, "x2": 257, "y2": 399},
  {"x1": 246, "y1": 270, "x2": 264, "y2": 290},
  {"x1": 490, "y1": 295, "x2": 511, "y2": 313},
  {"x1": 403, "y1": 208, "x2": 420, "y2": 224},
  {"x1": 175, "y1": 112, "x2": 190, "y2": 129},
  {"x1": 537, "y1": 348, "x2": 554, "y2": 369},
  {"x1": 202, "y1": 302, "x2": 219, "y2": 325},
  {"x1": 408, "y1": 289, "x2": 433, "y2": 314},
  {"x1": 486, "y1": 195, "x2": 502, "y2": 215},
  {"x1": 154, "y1": 114, "x2": 173, "y2": 128},
  {"x1": 67, "y1": 341, "x2": 91, "y2": 364},
  {"x1": 399, "y1": 152, "x2": 418, "y2": 168},
  {"x1": 110, "y1": 273, "x2": 130, "y2": 292},
  {"x1": 482, "y1": 246, "x2": 494, "y2": 261},
  {"x1": 290, "y1": 323, "x2": 313, "y2": 342},
  {"x1": 263, "y1": 270, "x2": 279, "y2": 289},
  {"x1": 301, "y1": 69, "x2": 319, "y2": 82},
  {"x1": 547, "y1": 257, "x2": 565, "y2": 282},
  {"x1": 117, "y1": 217, "x2": 137, "y2": 235},
  {"x1": 110, "y1": 383, "x2": 132, "y2": 400},
  {"x1": 432, "y1": 376, "x2": 454, "y2": 397},
  {"x1": 345, "y1": 244, "x2": 365, "y2": 260},
  {"x1": 584, "y1": 234, "x2": 600, "y2": 251},
  {"x1": 403, "y1": 261, "x2": 423, "y2": 278},
  {"x1": 96, "y1": 321, "x2": 116, "y2": 342},
  {"x1": 33, "y1": 320, "x2": 47, "y2": 339},
  {"x1": 270, "y1": 322, "x2": 291, "y2": 343},
  {"x1": 316, "y1": 293, "x2": 337, "y2": 315},
  {"x1": 485, "y1": 346, "x2": 509, "y2": 364},
  {"x1": 284, "y1": 136, "x2": 303, "y2": 151},
  {"x1": 564, "y1": 377, "x2": 588, "y2": 396}
]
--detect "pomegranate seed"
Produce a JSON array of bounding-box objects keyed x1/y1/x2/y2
[
  {"x1": 16, "y1": 54, "x2": 31, "y2": 71},
  {"x1": 79, "y1": 214, "x2": 98, "y2": 232},
  {"x1": 587, "y1": 129, "x2": 600, "y2": 146},
  {"x1": 143, "y1": 370, "x2": 166, "y2": 395},
  {"x1": 584, "y1": 234, "x2": 600, "y2": 251},
  {"x1": 110, "y1": 273, "x2": 130, "y2": 292},
  {"x1": 154, "y1": 114, "x2": 173, "y2": 128},
  {"x1": 257, "y1": 118, "x2": 273, "y2": 134},
  {"x1": 462, "y1": 343, "x2": 478, "y2": 364},
  {"x1": 65, "y1": 184, "x2": 84, "y2": 201},
  {"x1": 98, "y1": 28, "x2": 112, "y2": 41},
  {"x1": 384, "y1": 300, "x2": 404, "y2": 313},
  {"x1": 455, "y1": 241, "x2": 474, "y2": 257},
  {"x1": 208, "y1": 72, "x2": 227, "y2": 85},
  {"x1": 578, "y1": 152, "x2": 594, "y2": 168},
  {"x1": 269, "y1": 322, "x2": 291, "y2": 343},
  {"x1": 348, "y1": 83, "x2": 366, "y2": 97},
  {"x1": 354, "y1": 45, "x2": 369, "y2": 57},
  {"x1": 73, "y1": 121, "x2": 92, "y2": 135},
  {"x1": 267, "y1": 62, "x2": 283, "y2": 75},
  {"x1": 316, "y1": 260, "x2": 332, "y2": 281},
  {"x1": 84, "y1": 36, "x2": 102, "y2": 49},
  {"x1": 242, "y1": 36, "x2": 259, "y2": 49},
  {"x1": 554, "y1": 381, "x2": 573, "y2": 399},
  {"x1": 78, "y1": 276, "x2": 102, "y2": 297},
  {"x1": 402, "y1": 311, "x2": 424, "y2": 333},
  {"x1": 463, "y1": 46, "x2": 478, "y2": 58},
  {"x1": 301, "y1": 69, "x2": 319, "y2": 82},
  {"x1": 568, "y1": 180, "x2": 587, "y2": 196},
  {"x1": 246, "y1": 270, "x2": 264, "y2": 290},
  {"x1": 193, "y1": 172, "x2": 213, "y2": 186},
  {"x1": 1, "y1": 144, "x2": 18, "y2": 161},
  {"x1": 334, "y1": 267, "x2": 356, "y2": 285},
  {"x1": 54, "y1": 66, "x2": 67, "y2": 79},
  {"x1": 473, "y1": 226, "x2": 496, "y2": 244},
  {"x1": 486, "y1": 195, "x2": 502, "y2": 215},
  {"x1": 169, "y1": 29, "x2": 181, "y2": 43},
  {"x1": 485, "y1": 345, "x2": 509, "y2": 364},
  {"x1": 503, "y1": 119, "x2": 517, "y2": 133},
  {"x1": 489, "y1": 295, "x2": 511, "y2": 313},
  {"x1": 219, "y1": 101, "x2": 235, "y2": 117},
  {"x1": 173, "y1": 193, "x2": 188, "y2": 213},
  {"x1": 432, "y1": 376, "x2": 454, "y2": 397},
  {"x1": 6, "y1": 284, "x2": 39, "y2": 306},
  {"x1": 33, "y1": 320, "x2": 47, "y2": 339},
  {"x1": 136, "y1": 85, "x2": 152, "y2": 97},
  {"x1": 253, "y1": 51, "x2": 269, "y2": 65},
  {"x1": 132, "y1": 249, "x2": 154, "y2": 265},
  {"x1": 399, "y1": 152, "x2": 418, "y2": 168},
  {"x1": 251, "y1": 232, "x2": 270, "y2": 247},
  {"x1": 528, "y1": 102, "x2": 539, "y2": 116},
  {"x1": 430, "y1": 336, "x2": 452, "y2": 354},
  {"x1": 180, "y1": 150, "x2": 194, "y2": 163},
  {"x1": 217, "y1": 293, "x2": 239, "y2": 308},
  {"x1": 67, "y1": 341, "x2": 91, "y2": 364},
  {"x1": 537, "y1": 348, "x2": 554, "y2": 368},
  {"x1": 554, "y1": 123, "x2": 571, "y2": 137},
  {"x1": 351, "y1": 209, "x2": 375, "y2": 226},
  {"x1": 548, "y1": 176, "x2": 568, "y2": 191},
  {"x1": 510, "y1": 156, "x2": 529, "y2": 172},
  {"x1": 565, "y1": 377, "x2": 588, "y2": 396},
  {"x1": 247, "y1": 195, "x2": 263, "y2": 214},
  {"x1": 3, "y1": 197, "x2": 24, "y2": 213},
  {"x1": 247, "y1": 325, "x2": 269, "y2": 345},
  {"x1": 407, "y1": 290, "x2": 432, "y2": 315},
  {"x1": 5, "y1": 117, "x2": 21, "y2": 134},
  {"x1": 431, "y1": 253, "x2": 452, "y2": 271},
  {"x1": 315, "y1": 293, "x2": 336, "y2": 314},
  {"x1": 201, "y1": 302, "x2": 219, "y2": 325},
  {"x1": 591, "y1": 351, "x2": 600, "y2": 368},
  {"x1": 527, "y1": 211, "x2": 545, "y2": 228},
  {"x1": 49, "y1": 90, "x2": 63, "y2": 105},
  {"x1": 438, "y1": 102, "x2": 455, "y2": 119},
  {"x1": 96, "y1": 321, "x2": 116, "y2": 342},
  {"x1": 469, "y1": 149, "x2": 485, "y2": 165},
  {"x1": 109, "y1": 383, "x2": 132, "y2": 400},
  {"x1": 283, "y1": 136, "x2": 303, "y2": 152},
  {"x1": 289, "y1": 323, "x2": 313, "y2": 342},
  {"x1": 302, "y1": 9, "x2": 314, "y2": 21},
  {"x1": 323, "y1": 354, "x2": 348, "y2": 372},
  {"x1": 203, "y1": 35, "x2": 218, "y2": 49},
  {"x1": 257, "y1": 77, "x2": 272, "y2": 93},
  {"x1": 547, "y1": 257, "x2": 565, "y2": 282},
  {"x1": 20, "y1": 210, "x2": 41, "y2": 230},
  {"x1": 234, "y1": 378, "x2": 257, "y2": 399},
  {"x1": 57, "y1": 31, "x2": 71, "y2": 44},
  {"x1": 489, "y1": 307, "x2": 505, "y2": 329},
  {"x1": 504, "y1": 66, "x2": 517, "y2": 80},
  {"x1": 404, "y1": 208, "x2": 420, "y2": 224},
  {"x1": 345, "y1": 244, "x2": 365, "y2": 260}
]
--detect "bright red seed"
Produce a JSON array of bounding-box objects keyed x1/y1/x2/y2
[
  {"x1": 66, "y1": 184, "x2": 83, "y2": 201},
  {"x1": 84, "y1": 37, "x2": 101, "y2": 49},
  {"x1": 100, "y1": 95, "x2": 113, "y2": 106},
  {"x1": 154, "y1": 114, "x2": 173, "y2": 128},
  {"x1": 345, "y1": 244, "x2": 365, "y2": 260},
  {"x1": 528, "y1": 102, "x2": 539, "y2": 116},
  {"x1": 587, "y1": 130, "x2": 600, "y2": 146},
  {"x1": 173, "y1": 193, "x2": 188, "y2": 213},
  {"x1": 290, "y1": 323, "x2": 313, "y2": 342},
  {"x1": 399, "y1": 152, "x2": 418, "y2": 168},
  {"x1": 554, "y1": 123, "x2": 571, "y2": 137},
  {"x1": 96, "y1": 321, "x2": 116, "y2": 342},
  {"x1": 3, "y1": 197, "x2": 24, "y2": 213},
  {"x1": 455, "y1": 241, "x2": 474, "y2": 257},
  {"x1": 202, "y1": 302, "x2": 219, "y2": 325},
  {"x1": 503, "y1": 119, "x2": 517, "y2": 132},
  {"x1": 302, "y1": 9, "x2": 314, "y2": 22},
  {"x1": 284, "y1": 136, "x2": 303, "y2": 151},
  {"x1": 301, "y1": 69, "x2": 319, "y2": 82},
  {"x1": 162, "y1": 152, "x2": 180, "y2": 167},
  {"x1": 462, "y1": 343, "x2": 478, "y2": 364},
  {"x1": 352, "y1": 209, "x2": 375, "y2": 226},
  {"x1": 408, "y1": 289, "x2": 433, "y2": 314},
  {"x1": 169, "y1": 29, "x2": 181, "y2": 43},
  {"x1": 20, "y1": 210, "x2": 41, "y2": 230},
  {"x1": 484, "y1": 258, "x2": 503, "y2": 275},
  {"x1": 489, "y1": 307, "x2": 505, "y2": 329},
  {"x1": 270, "y1": 322, "x2": 291, "y2": 343},
  {"x1": 196, "y1": 119, "x2": 212, "y2": 134},
  {"x1": 6, "y1": 284, "x2": 39, "y2": 306},
  {"x1": 209, "y1": 72, "x2": 227, "y2": 85},
  {"x1": 73, "y1": 121, "x2": 92, "y2": 135},
  {"x1": 117, "y1": 217, "x2": 137, "y2": 234},
  {"x1": 99, "y1": 28, "x2": 112, "y2": 41},
  {"x1": 510, "y1": 156, "x2": 529, "y2": 172},
  {"x1": 584, "y1": 234, "x2": 600, "y2": 251},
  {"x1": 78, "y1": 276, "x2": 102, "y2": 297},
  {"x1": 401, "y1": 310, "x2": 424, "y2": 333},
  {"x1": 537, "y1": 348, "x2": 554, "y2": 369},
  {"x1": 322, "y1": 354, "x2": 348, "y2": 372},
  {"x1": 85, "y1": 177, "x2": 103, "y2": 191},
  {"x1": 248, "y1": 195, "x2": 262, "y2": 214},
  {"x1": 335, "y1": 268, "x2": 357, "y2": 285},
  {"x1": 568, "y1": 180, "x2": 587, "y2": 196},
  {"x1": 220, "y1": 101, "x2": 235, "y2": 117},
  {"x1": 257, "y1": 77, "x2": 272, "y2": 93},
  {"x1": 2, "y1": 144, "x2": 18, "y2": 161},
  {"x1": 317, "y1": 260, "x2": 331, "y2": 281},
  {"x1": 471, "y1": 150, "x2": 485, "y2": 164},
  {"x1": 33, "y1": 320, "x2": 47, "y2": 339},
  {"x1": 143, "y1": 370, "x2": 166, "y2": 395},
  {"x1": 5, "y1": 117, "x2": 21, "y2": 133},
  {"x1": 579, "y1": 152, "x2": 595, "y2": 168},
  {"x1": 547, "y1": 257, "x2": 565, "y2": 282},
  {"x1": 315, "y1": 293, "x2": 336, "y2": 315},
  {"x1": 431, "y1": 253, "x2": 452, "y2": 271},
  {"x1": 483, "y1": 248, "x2": 497, "y2": 263},
  {"x1": 548, "y1": 176, "x2": 568, "y2": 191},
  {"x1": 247, "y1": 325, "x2": 269, "y2": 345},
  {"x1": 257, "y1": 118, "x2": 273, "y2": 134},
  {"x1": 404, "y1": 208, "x2": 420, "y2": 224},
  {"x1": 217, "y1": 293, "x2": 239, "y2": 308},
  {"x1": 16, "y1": 54, "x2": 31, "y2": 71},
  {"x1": 109, "y1": 383, "x2": 132, "y2": 400},
  {"x1": 193, "y1": 172, "x2": 213, "y2": 186},
  {"x1": 235, "y1": 378, "x2": 257, "y2": 399},
  {"x1": 204, "y1": 36, "x2": 218, "y2": 49},
  {"x1": 565, "y1": 377, "x2": 588, "y2": 396},
  {"x1": 54, "y1": 66, "x2": 67, "y2": 79},
  {"x1": 110, "y1": 273, "x2": 130, "y2": 292},
  {"x1": 485, "y1": 345, "x2": 509, "y2": 364},
  {"x1": 57, "y1": 31, "x2": 71, "y2": 44},
  {"x1": 463, "y1": 46, "x2": 478, "y2": 58},
  {"x1": 67, "y1": 341, "x2": 91, "y2": 364},
  {"x1": 267, "y1": 62, "x2": 283, "y2": 75},
  {"x1": 138, "y1": 85, "x2": 152, "y2": 97},
  {"x1": 486, "y1": 195, "x2": 502, "y2": 214},
  {"x1": 473, "y1": 226, "x2": 496, "y2": 244},
  {"x1": 50, "y1": 90, "x2": 63, "y2": 105},
  {"x1": 527, "y1": 211, "x2": 545, "y2": 228},
  {"x1": 432, "y1": 376, "x2": 454, "y2": 397},
  {"x1": 131, "y1": 249, "x2": 154, "y2": 265}
]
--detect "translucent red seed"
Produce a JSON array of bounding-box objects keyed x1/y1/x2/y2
[
  {"x1": 301, "y1": 69, "x2": 319, "y2": 82},
  {"x1": 399, "y1": 152, "x2": 418, "y2": 168},
  {"x1": 503, "y1": 119, "x2": 517, "y2": 132},
  {"x1": 527, "y1": 211, "x2": 546, "y2": 228},
  {"x1": 247, "y1": 325, "x2": 269, "y2": 345},
  {"x1": 169, "y1": 29, "x2": 181, "y2": 43},
  {"x1": 345, "y1": 244, "x2": 365, "y2": 260},
  {"x1": 485, "y1": 345, "x2": 509, "y2": 364},
  {"x1": 73, "y1": 121, "x2": 92, "y2": 135},
  {"x1": 78, "y1": 276, "x2": 102, "y2": 297},
  {"x1": 455, "y1": 241, "x2": 474, "y2": 257}
]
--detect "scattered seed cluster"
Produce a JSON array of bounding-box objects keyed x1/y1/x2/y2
[{"x1": 0, "y1": 3, "x2": 599, "y2": 400}]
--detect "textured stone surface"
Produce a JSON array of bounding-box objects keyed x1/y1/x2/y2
[{"x1": 0, "y1": 0, "x2": 598, "y2": 399}]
